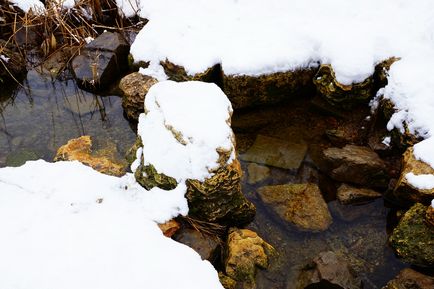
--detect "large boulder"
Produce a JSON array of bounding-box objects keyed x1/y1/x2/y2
[
  {"x1": 296, "y1": 251, "x2": 362, "y2": 289},
  {"x1": 390, "y1": 147, "x2": 434, "y2": 205},
  {"x1": 224, "y1": 228, "x2": 274, "y2": 285},
  {"x1": 257, "y1": 183, "x2": 332, "y2": 231},
  {"x1": 54, "y1": 136, "x2": 127, "y2": 177},
  {"x1": 130, "y1": 81, "x2": 255, "y2": 225},
  {"x1": 119, "y1": 72, "x2": 158, "y2": 121},
  {"x1": 314, "y1": 145, "x2": 389, "y2": 188},
  {"x1": 382, "y1": 268, "x2": 434, "y2": 289},
  {"x1": 71, "y1": 32, "x2": 129, "y2": 90},
  {"x1": 389, "y1": 203, "x2": 434, "y2": 267}
]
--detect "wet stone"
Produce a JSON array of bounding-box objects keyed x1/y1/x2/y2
[
  {"x1": 240, "y1": 135, "x2": 307, "y2": 170},
  {"x1": 247, "y1": 163, "x2": 270, "y2": 185},
  {"x1": 173, "y1": 228, "x2": 220, "y2": 262},
  {"x1": 257, "y1": 183, "x2": 332, "y2": 231},
  {"x1": 382, "y1": 268, "x2": 434, "y2": 289},
  {"x1": 337, "y1": 183, "x2": 382, "y2": 205},
  {"x1": 64, "y1": 94, "x2": 99, "y2": 116},
  {"x1": 296, "y1": 251, "x2": 362, "y2": 289}
]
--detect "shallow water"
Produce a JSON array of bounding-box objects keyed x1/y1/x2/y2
[{"x1": 0, "y1": 70, "x2": 410, "y2": 288}]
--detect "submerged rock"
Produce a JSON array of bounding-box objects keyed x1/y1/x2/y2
[
  {"x1": 174, "y1": 228, "x2": 220, "y2": 262},
  {"x1": 296, "y1": 251, "x2": 362, "y2": 289},
  {"x1": 382, "y1": 268, "x2": 434, "y2": 289},
  {"x1": 71, "y1": 32, "x2": 129, "y2": 90},
  {"x1": 240, "y1": 135, "x2": 308, "y2": 170},
  {"x1": 389, "y1": 203, "x2": 434, "y2": 267},
  {"x1": 391, "y1": 147, "x2": 434, "y2": 205},
  {"x1": 0, "y1": 40, "x2": 26, "y2": 81},
  {"x1": 337, "y1": 183, "x2": 382, "y2": 205},
  {"x1": 224, "y1": 228, "x2": 274, "y2": 284},
  {"x1": 247, "y1": 163, "x2": 270, "y2": 185},
  {"x1": 119, "y1": 72, "x2": 158, "y2": 121},
  {"x1": 5, "y1": 149, "x2": 39, "y2": 167},
  {"x1": 426, "y1": 205, "x2": 434, "y2": 228},
  {"x1": 54, "y1": 136, "x2": 127, "y2": 177},
  {"x1": 257, "y1": 183, "x2": 332, "y2": 231},
  {"x1": 315, "y1": 145, "x2": 389, "y2": 188}
]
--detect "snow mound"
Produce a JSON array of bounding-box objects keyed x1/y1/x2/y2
[
  {"x1": 9, "y1": 0, "x2": 45, "y2": 13},
  {"x1": 405, "y1": 172, "x2": 434, "y2": 190},
  {"x1": 137, "y1": 80, "x2": 235, "y2": 182},
  {"x1": 0, "y1": 160, "x2": 223, "y2": 289}
]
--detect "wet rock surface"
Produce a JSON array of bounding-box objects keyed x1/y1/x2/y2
[
  {"x1": 314, "y1": 145, "x2": 389, "y2": 188},
  {"x1": 296, "y1": 251, "x2": 362, "y2": 289},
  {"x1": 174, "y1": 228, "x2": 220, "y2": 262},
  {"x1": 391, "y1": 147, "x2": 434, "y2": 205},
  {"x1": 224, "y1": 228, "x2": 274, "y2": 285},
  {"x1": 389, "y1": 203, "x2": 434, "y2": 267},
  {"x1": 240, "y1": 135, "x2": 308, "y2": 170},
  {"x1": 0, "y1": 40, "x2": 26, "y2": 81},
  {"x1": 119, "y1": 72, "x2": 158, "y2": 121},
  {"x1": 382, "y1": 268, "x2": 434, "y2": 289},
  {"x1": 71, "y1": 32, "x2": 129, "y2": 90},
  {"x1": 54, "y1": 135, "x2": 127, "y2": 176},
  {"x1": 247, "y1": 163, "x2": 270, "y2": 185},
  {"x1": 257, "y1": 183, "x2": 332, "y2": 231},
  {"x1": 337, "y1": 183, "x2": 382, "y2": 205}
]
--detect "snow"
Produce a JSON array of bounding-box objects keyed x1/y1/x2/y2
[
  {"x1": 136, "y1": 80, "x2": 235, "y2": 182},
  {"x1": 0, "y1": 160, "x2": 224, "y2": 289},
  {"x1": 382, "y1": 136, "x2": 391, "y2": 147},
  {"x1": 432, "y1": 199, "x2": 434, "y2": 208},
  {"x1": 0, "y1": 55, "x2": 9, "y2": 63},
  {"x1": 139, "y1": 63, "x2": 168, "y2": 81},
  {"x1": 405, "y1": 172, "x2": 434, "y2": 190},
  {"x1": 9, "y1": 0, "x2": 45, "y2": 13}
]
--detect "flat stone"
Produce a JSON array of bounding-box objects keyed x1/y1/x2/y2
[
  {"x1": 257, "y1": 183, "x2": 332, "y2": 231},
  {"x1": 247, "y1": 163, "x2": 270, "y2": 185},
  {"x1": 240, "y1": 135, "x2": 307, "y2": 170},
  {"x1": 174, "y1": 228, "x2": 220, "y2": 262},
  {"x1": 382, "y1": 268, "x2": 434, "y2": 289},
  {"x1": 337, "y1": 183, "x2": 382, "y2": 205}
]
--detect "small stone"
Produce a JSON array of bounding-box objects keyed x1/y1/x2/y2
[
  {"x1": 158, "y1": 219, "x2": 180, "y2": 238},
  {"x1": 389, "y1": 203, "x2": 434, "y2": 267},
  {"x1": 296, "y1": 251, "x2": 362, "y2": 289},
  {"x1": 224, "y1": 228, "x2": 274, "y2": 283},
  {"x1": 54, "y1": 136, "x2": 127, "y2": 177},
  {"x1": 382, "y1": 268, "x2": 434, "y2": 289},
  {"x1": 247, "y1": 163, "x2": 270, "y2": 184},
  {"x1": 174, "y1": 228, "x2": 220, "y2": 262},
  {"x1": 337, "y1": 183, "x2": 382, "y2": 205},
  {"x1": 119, "y1": 72, "x2": 158, "y2": 121},
  {"x1": 240, "y1": 135, "x2": 307, "y2": 170},
  {"x1": 257, "y1": 183, "x2": 332, "y2": 231}
]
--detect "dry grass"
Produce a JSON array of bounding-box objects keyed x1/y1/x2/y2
[{"x1": 182, "y1": 216, "x2": 228, "y2": 237}]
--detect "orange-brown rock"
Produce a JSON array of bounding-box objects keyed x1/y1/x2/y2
[
  {"x1": 158, "y1": 219, "x2": 181, "y2": 238},
  {"x1": 54, "y1": 136, "x2": 127, "y2": 176},
  {"x1": 382, "y1": 268, "x2": 434, "y2": 289}
]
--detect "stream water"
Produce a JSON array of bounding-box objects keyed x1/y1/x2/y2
[{"x1": 0, "y1": 69, "x2": 410, "y2": 288}]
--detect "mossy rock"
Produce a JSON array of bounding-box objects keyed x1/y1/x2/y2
[{"x1": 389, "y1": 203, "x2": 434, "y2": 267}]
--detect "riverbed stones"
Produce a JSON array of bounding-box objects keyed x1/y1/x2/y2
[
  {"x1": 247, "y1": 163, "x2": 270, "y2": 184},
  {"x1": 337, "y1": 183, "x2": 382, "y2": 205},
  {"x1": 119, "y1": 72, "x2": 158, "y2": 121},
  {"x1": 391, "y1": 147, "x2": 434, "y2": 205},
  {"x1": 240, "y1": 135, "x2": 308, "y2": 170},
  {"x1": 389, "y1": 203, "x2": 434, "y2": 267},
  {"x1": 296, "y1": 251, "x2": 362, "y2": 289},
  {"x1": 71, "y1": 32, "x2": 129, "y2": 90},
  {"x1": 382, "y1": 268, "x2": 434, "y2": 289},
  {"x1": 54, "y1": 135, "x2": 127, "y2": 177},
  {"x1": 257, "y1": 183, "x2": 332, "y2": 231},
  {"x1": 224, "y1": 228, "x2": 274, "y2": 284},
  {"x1": 174, "y1": 228, "x2": 220, "y2": 262},
  {"x1": 315, "y1": 145, "x2": 389, "y2": 188}
]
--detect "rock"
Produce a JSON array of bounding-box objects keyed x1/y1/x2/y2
[
  {"x1": 337, "y1": 183, "x2": 382, "y2": 205},
  {"x1": 426, "y1": 205, "x2": 434, "y2": 228},
  {"x1": 71, "y1": 32, "x2": 129, "y2": 90},
  {"x1": 158, "y1": 219, "x2": 180, "y2": 238},
  {"x1": 54, "y1": 136, "x2": 127, "y2": 177},
  {"x1": 64, "y1": 94, "x2": 99, "y2": 116},
  {"x1": 224, "y1": 228, "x2": 274, "y2": 283},
  {"x1": 119, "y1": 72, "x2": 158, "y2": 121},
  {"x1": 173, "y1": 228, "x2": 220, "y2": 262},
  {"x1": 0, "y1": 40, "x2": 26, "y2": 81},
  {"x1": 382, "y1": 268, "x2": 434, "y2": 289},
  {"x1": 247, "y1": 163, "x2": 270, "y2": 185},
  {"x1": 40, "y1": 46, "x2": 79, "y2": 77},
  {"x1": 218, "y1": 272, "x2": 237, "y2": 289},
  {"x1": 328, "y1": 200, "x2": 382, "y2": 223},
  {"x1": 389, "y1": 203, "x2": 434, "y2": 267},
  {"x1": 315, "y1": 145, "x2": 389, "y2": 188},
  {"x1": 257, "y1": 183, "x2": 332, "y2": 231},
  {"x1": 240, "y1": 135, "x2": 308, "y2": 170},
  {"x1": 391, "y1": 147, "x2": 434, "y2": 205},
  {"x1": 5, "y1": 149, "x2": 39, "y2": 167},
  {"x1": 296, "y1": 251, "x2": 362, "y2": 289}
]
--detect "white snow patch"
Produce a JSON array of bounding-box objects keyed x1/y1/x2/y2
[
  {"x1": 0, "y1": 55, "x2": 9, "y2": 63},
  {"x1": 84, "y1": 36, "x2": 94, "y2": 44},
  {"x1": 137, "y1": 80, "x2": 235, "y2": 182},
  {"x1": 139, "y1": 62, "x2": 168, "y2": 81},
  {"x1": 405, "y1": 172, "x2": 434, "y2": 190},
  {"x1": 116, "y1": 0, "x2": 140, "y2": 18},
  {"x1": 9, "y1": 0, "x2": 45, "y2": 13},
  {"x1": 431, "y1": 199, "x2": 434, "y2": 208},
  {"x1": 382, "y1": 136, "x2": 391, "y2": 147},
  {"x1": 0, "y1": 160, "x2": 223, "y2": 289}
]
